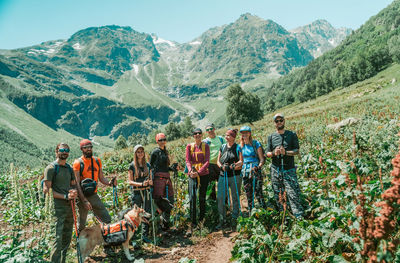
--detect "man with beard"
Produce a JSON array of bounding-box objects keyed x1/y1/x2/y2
[
  {"x1": 43, "y1": 143, "x2": 78, "y2": 263},
  {"x1": 73, "y1": 139, "x2": 116, "y2": 233},
  {"x1": 266, "y1": 113, "x2": 304, "y2": 219}
]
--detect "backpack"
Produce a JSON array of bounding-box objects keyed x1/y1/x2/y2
[
  {"x1": 251, "y1": 140, "x2": 265, "y2": 160},
  {"x1": 101, "y1": 220, "x2": 130, "y2": 246},
  {"x1": 78, "y1": 157, "x2": 100, "y2": 196},
  {"x1": 185, "y1": 142, "x2": 206, "y2": 173},
  {"x1": 220, "y1": 143, "x2": 240, "y2": 165},
  {"x1": 41, "y1": 161, "x2": 73, "y2": 189}
]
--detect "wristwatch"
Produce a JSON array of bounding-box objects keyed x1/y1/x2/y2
[{"x1": 64, "y1": 193, "x2": 69, "y2": 200}]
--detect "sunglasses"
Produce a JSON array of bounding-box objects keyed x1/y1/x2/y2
[
  {"x1": 82, "y1": 145, "x2": 93, "y2": 149},
  {"x1": 158, "y1": 138, "x2": 167, "y2": 142},
  {"x1": 205, "y1": 128, "x2": 213, "y2": 132},
  {"x1": 275, "y1": 119, "x2": 284, "y2": 123},
  {"x1": 59, "y1": 148, "x2": 70, "y2": 153},
  {"x1": 193, "y1": 132, "x2": 202, "y2": 135}
]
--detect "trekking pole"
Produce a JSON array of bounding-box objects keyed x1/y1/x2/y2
[
  {"x1": 232, "y1": 164, "x2": 242, "y2": 216},
  {"x1": 224, "y1": 167, "x2": 230, "y2": 207},
  {"x1": 111, "y1": 177, "x2": 118, "y2": 208},
  {"x1": 71, "y1": 199, "x2": 83, "y2": 263},
  {"x1": 251, "y1": 164, "x2": 256, "y2": 211},
  {"x1": 150, "y1": 171, "x2": 157, "y2": 246}
]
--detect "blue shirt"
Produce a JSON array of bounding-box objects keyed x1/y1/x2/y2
[{"x1": 241, "y1": 140, "x2": 261, "y2": 164}]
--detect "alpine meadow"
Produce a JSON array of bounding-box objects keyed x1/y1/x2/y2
[{"x1": 1, "y1": 1, "x2": 400, "y2": 263}]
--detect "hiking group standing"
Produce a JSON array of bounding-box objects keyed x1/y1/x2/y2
[{"x1": 43, "y1": 112, "x2": 304, "y2": 261}]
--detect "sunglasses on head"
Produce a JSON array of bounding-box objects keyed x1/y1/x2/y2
[
  {"x1": 158, "y1": 138, "x2": 167, "y2": 142},
  {"x1": 275, "y1": 119, "x2": 284, "y2": 123},
  {"x1": 59, "y1": 148, "x2": 70, "y2": 153}
]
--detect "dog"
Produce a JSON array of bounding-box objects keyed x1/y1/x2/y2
[{"x1": 78, "y1": 205, "x2": 151, "y2": 261}]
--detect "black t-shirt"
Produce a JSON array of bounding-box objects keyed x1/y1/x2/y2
[
  {"x1": 267, "y1": 130, "x2": 299, "y2": 170},
  {"x1": 219, "y1": 143, "x2": 241, "y2": 177},
  {"x1": 150, "y1": 147, "x2": 170, "y2": 174},
  {"x1": 128, "y1": 162, "x2": 150, "y2": 183}
]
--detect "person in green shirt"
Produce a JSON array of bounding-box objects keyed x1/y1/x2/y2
[
  {"x1": 203, "y1": 123, "x2": 225, "y2": 200},
  {"x1": 43, "y1": 143, "x2": 78, "y2": 263}
]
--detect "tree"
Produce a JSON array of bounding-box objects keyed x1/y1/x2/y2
[
  {"x1": 114, "y1": 135, "x2": 128, "y2": 150},
  {"x1": 388, "y1": 35, "x2": 400, "y2": 63},
  {"x1": 165, "y1": 122, "x2": 181, "y2": 141},
  {"x1": 180, "y1": 116, "x2": 195, "y2": 137},
  {"x1": 225, "y1": 84, "x2": 263, "y2": 125},
  {"x1": 128, "y1": 133, "x2": 148, "y2": 146}
]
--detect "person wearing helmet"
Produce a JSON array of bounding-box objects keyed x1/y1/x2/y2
[
  {"x1": 239, "y1": 126, "x2": 267, "y2": 214},
  {"x1": 150, "y1": 133, "x2": 175, "y2": 231},
  {"x1": 128, "y1": 144, "x2": 152, "y2": 242}
]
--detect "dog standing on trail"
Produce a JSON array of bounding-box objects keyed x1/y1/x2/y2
[{"x1": 78, "y1": 205, "x2": 151, "y2": 261}]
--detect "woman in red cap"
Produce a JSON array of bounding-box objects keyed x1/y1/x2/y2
[{"x1": 150, "y1": 133, "x2": 175, "y2": 231}]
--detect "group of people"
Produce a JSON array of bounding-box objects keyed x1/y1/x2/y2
[{"x1": 43, "y1": 113, "x2": 304, "y2": 262}]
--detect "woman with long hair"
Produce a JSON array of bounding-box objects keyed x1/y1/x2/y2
[
  {"x1": 128, "y1": 144, "x2": 152, "y2": 242},
  {"x1": 239, "y1": 126, "x2": 266, "y2": 214},
  {"x1": 216, "y1": 128, "x2": 243, "y2": 230},
  {"x1": 150, "y1": 133, "x2": 175, "y2": 231}
]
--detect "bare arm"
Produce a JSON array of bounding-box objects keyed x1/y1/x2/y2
[{"x1": 257, "y1": 147, "x2": 265, "y2": 167}]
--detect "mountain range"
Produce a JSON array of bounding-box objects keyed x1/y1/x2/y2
[{"x1": 0, "y1": 14, "x2": 351, "y2": 170}]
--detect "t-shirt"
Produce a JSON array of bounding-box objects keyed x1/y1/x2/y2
[
  {"x1": 203, "y1": 136, "x2": 225, "y2": 164},
  {"x1": 185, "y1": 142, "x2": 210, "y2": 176},
  {"x1": 128, "y1": 162, "x2": 150, "y2": 183},
  {"x1": 150, "y1": 147, "x2": 170, "y2": 174},
  {"x1": 73, "y1": 156, "x2": 102, "y2": 182},
  {"x1": 44, "y1": 162, "x2": 74, "y2": 195},
  {"x1": 241, "y1": 140, "x2": 262, "y2": 164},
  {"x1": 267, "y1": 130, "x2": 299, "y2": 170},
  {"x1": 219, "y1": 143, "x2": 242, "y2": 177}
]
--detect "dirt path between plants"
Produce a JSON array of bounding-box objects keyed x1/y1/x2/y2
[
  {"x1": 87, "y1": 229, "x2": 238, "y2": 263},
  {"x1": 145, "y1": 230, "x2": 237, "y2": 263}
]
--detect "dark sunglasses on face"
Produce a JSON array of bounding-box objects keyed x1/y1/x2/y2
[
  {"x1": 275, "y1": 119, "x2": 284, "y2": 123},
  {"x1": 205, "y1": 128, "x2": 213, "y2": 132},
  {"x1": 158, "y1": 138, "x2": 167, "y2": 142},
  {"x1": 59, "y1": 148, "x2": 70, "y2": 153},
  {"x1": 193, "y1": 132, "x2": 202, "y2": 135}
]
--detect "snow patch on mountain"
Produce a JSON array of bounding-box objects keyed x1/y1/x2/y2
[
  {"x1": 132, "y1": 64, "x2": 139, "y2": 74},
  {"x1": 189, "y1": 41, "x2": 201, "y2": 45},
  {"x1": 73, "y1": 43, "x2": 82, "y2": 50},
  {"x1": 153, "y1": 37, "x2": 176, "y2": 47}
]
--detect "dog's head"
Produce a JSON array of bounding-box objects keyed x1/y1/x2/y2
[{"x1": 125, "y1": 204, "x2": 151, "y2": 225}]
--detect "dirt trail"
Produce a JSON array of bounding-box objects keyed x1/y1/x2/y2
[{"x1": 146, "y1": 231, "x2": 237, "y2": 263}]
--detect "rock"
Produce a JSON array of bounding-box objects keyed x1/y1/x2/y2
[{"x1": 327, "y1": 117, "x2": 360, "y2": 131}]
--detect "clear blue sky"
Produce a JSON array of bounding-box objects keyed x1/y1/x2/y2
[{"x1": 0, "y1": 0, "x2": 394, "y2": 49}]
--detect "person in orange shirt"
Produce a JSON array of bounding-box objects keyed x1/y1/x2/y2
[{"x1": 73, "y1": 139, "x2": 117, "y2": 233}]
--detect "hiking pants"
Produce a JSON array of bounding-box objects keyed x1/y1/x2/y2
[
  {"x1": 50, "y1": 199, "x2": 74, "y2": 263},
  {"x1": 270, "y1": 165, "x2": 304, "y2": 217},
  {"x1": 242, "y1": 163, "x2": 267, "y2": 212},
  {"x1": 217, "y1": 174, "x2": 242, "y2": 222},
  {"x1": 131, "y1": 189, "x2": 151, "y2": 235},
  {"x1": 208, "y1": 163, "x2": 220, "y2": 200},
  {"x1": 188, "y1": 174, "x2": 210, "y2": 225},
  {"x1": 78, "y1": 193, "x2": 111, "y2": 231}
]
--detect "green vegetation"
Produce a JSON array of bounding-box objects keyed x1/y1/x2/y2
[
  {"x1": 263, "y1": 0, "x2": 400, "y2": 111},
  {"x1": 225, "y1": 84, "x2": 263, "y2": 125},
  {"x1": 2, "y1": 62, "x2": 400, "y2": 262}
]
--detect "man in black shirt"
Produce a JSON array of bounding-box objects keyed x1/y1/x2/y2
[{"x1": 266, "y1": 113, "x2": 304, "y2": 218}]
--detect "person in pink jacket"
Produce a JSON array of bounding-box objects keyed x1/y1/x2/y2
[{"x1": 186, "y1": 128, "x2": 210, "y2": 229}]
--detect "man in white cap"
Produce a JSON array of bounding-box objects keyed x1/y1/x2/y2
[{"x1": 266, "y1": 113, "x2": 304, "y2": 219}]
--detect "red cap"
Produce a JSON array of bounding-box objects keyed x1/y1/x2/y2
[
  {"x1": 155, "y1": 133, "x2": 166, "y2": 142},
  {"x1": 80, "y1": 139, "x2": 92, "y2": 148}
]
